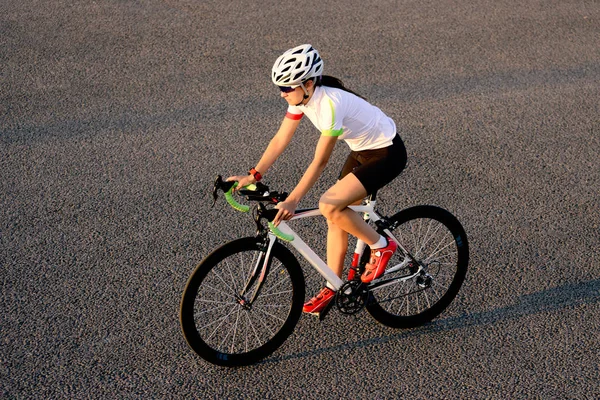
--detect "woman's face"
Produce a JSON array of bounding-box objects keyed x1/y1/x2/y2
[
  {"x1": 279, "y1": 80, "x2": 314, "y2": 105},
  {"x1": 280, "y1": 86, "x2": 305, "y2": 105}
]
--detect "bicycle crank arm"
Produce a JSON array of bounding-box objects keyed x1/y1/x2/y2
[{"x1": 317, "y1": 299, "x2": 335, "y2": 321}]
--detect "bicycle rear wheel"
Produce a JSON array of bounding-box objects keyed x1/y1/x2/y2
[
  {"x1": 180, "y1": 237, "x2": 305, "y2": 367},
  {"x1": 365, "y1": 205, "x2": 469, "y2": 328}
]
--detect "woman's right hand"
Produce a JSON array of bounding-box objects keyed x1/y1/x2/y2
[{"x1": 226, "y1": 174, "x2": 256, "y2": 191}]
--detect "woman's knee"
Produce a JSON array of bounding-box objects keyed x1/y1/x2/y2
[
  {"x1": 320, "y1": 194, "x2": 363, "y2": 222},
  {"x1": 319, "y1": 200, "x2": 340, "y2": 221},
  {"x1": 320, "y1": 195, "x2": 349, "y2": 220}
]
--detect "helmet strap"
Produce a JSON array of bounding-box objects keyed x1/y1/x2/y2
[
  {"x1": 295, "y1": 80, "x2": 312, "y2": 106},
  {"x1": 300, "y1": 82, "x2": 309, "y2": 98}
]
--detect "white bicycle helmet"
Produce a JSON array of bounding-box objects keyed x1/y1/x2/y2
[{"x1": 271, "y1": 44, "x2": 324, "y2": 87}]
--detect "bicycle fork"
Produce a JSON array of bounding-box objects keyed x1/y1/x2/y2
[{"x1": 237, "y1": 233, "x2": 278, "y2": 308}]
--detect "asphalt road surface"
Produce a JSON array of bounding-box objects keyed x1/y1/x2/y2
[{"x1": 2, "y1": 0, "x2": 599, "y2": 398}]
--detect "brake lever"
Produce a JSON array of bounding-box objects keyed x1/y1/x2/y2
[
  {"x1": 212, "y1": 175, "x2": 235, "y2": 207},
  {"x1": 212, "y1": 180, "x2": 220, "y2": 207}
]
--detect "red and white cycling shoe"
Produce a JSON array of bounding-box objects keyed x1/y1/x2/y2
[
  {"x1": 303, "y1": 287, "x2": 336, "y2": 314},
  {"x1": 361, "y1": 238, "x2": 397, "y2": 283}
]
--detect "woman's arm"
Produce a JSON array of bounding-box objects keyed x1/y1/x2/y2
[
  {"x1": 255, "y1": 116, "x2": 301, "y2": 176},
  {"x1": 227, "y1": 116, "x2": 301, "y2": 187},
  {"x1": 273, "y1": 134, "x2": 337, "y2": 225}
]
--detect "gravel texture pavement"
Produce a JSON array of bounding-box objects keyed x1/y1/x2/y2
[{"x1": 2, "y1": 0, "x2": 599, "y2": 398}]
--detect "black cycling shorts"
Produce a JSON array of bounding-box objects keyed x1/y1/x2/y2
[{"x1": 339, "y1": 134, "x2": 407, "y2": 195}]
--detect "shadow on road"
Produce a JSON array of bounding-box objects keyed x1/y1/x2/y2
[{"x1": 264, "y1": 278, "x2": 600, "y2": 364}]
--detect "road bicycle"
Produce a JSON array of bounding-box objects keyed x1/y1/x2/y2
[{"x1": 180, "y1": 176, "x2": 469, "y2": 367}]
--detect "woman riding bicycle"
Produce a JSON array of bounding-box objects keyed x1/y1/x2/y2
[{"x1": 228, "y1": 44, "x2": 407, "y2": 314}]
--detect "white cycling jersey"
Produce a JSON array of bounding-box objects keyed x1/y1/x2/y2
[{"x1": 286, "y1": 86, "x2": 396, "y2": 152}]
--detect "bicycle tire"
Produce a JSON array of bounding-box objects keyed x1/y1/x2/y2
[
  {"x1": 180, "y1": 237, "x2": 305, "y2": 367},
  {"x1": 365, "y1": 205, "x2": 469, "y2": 328}
]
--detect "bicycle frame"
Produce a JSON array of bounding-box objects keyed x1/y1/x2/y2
[{"x1": 265, "y1": 200, "x2": 416, "y2": 292}]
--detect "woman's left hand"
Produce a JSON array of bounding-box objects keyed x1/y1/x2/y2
[
  {"x1": 225, "y1": 174, "x2": 256, "y2": 192},
  {"x1": 273, "y1": 199, "x2": 299, "y2": 226}
]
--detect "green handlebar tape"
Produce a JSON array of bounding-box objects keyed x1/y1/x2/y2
[
  {"x1": 267, "y1": 222, "x2": 295, "y2": 242},
  {"x1": 224, "y1": 184, "x2": 250, "y2": 212}
]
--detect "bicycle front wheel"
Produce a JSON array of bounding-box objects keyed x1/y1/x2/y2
[
  {"x1": 366, "y1": 205, "x2": 469, "y2": 328},
  {"x1": 180, "y1": 237, "x2": 305, "y2": 367}
]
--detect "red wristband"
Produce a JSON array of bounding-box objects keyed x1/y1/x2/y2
[{"x1": 249, "y1": 168, "x2": 262, "y2": 182}]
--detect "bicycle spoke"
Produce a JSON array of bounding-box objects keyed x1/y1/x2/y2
[
  {"x1": 258, "y1": 289, "x2": 293, "y2": 298},
  {"x1": 431, "y1": 279, "x2": 449, "y2": 293},
  {"x1": 205, "y1": 307, "x2": 239, "y2": 341},
  {"x1": 261, "y1": 304, "x2": 289, "y2": 308},
  {"x1": 415, "y1": 289, "x2": 421, "y2": 312},
  {"x1": 209, "y1": 266, "x2": 238, "y2": 296},
  {"x1": 415, "y1": 220, "x2": 444, "y2": 259},
  {"x1": 218, "y1": 311, "x2": 236, "y2": 351},
  {"x1": 229, "y1": 309, "x2": 241, "y2": 354},
  {"x1": 261, "y1": 265, "x2": 288, "y2": 294},
  {"x1": 255, "y1": 306, "x2": 287, "y2": 324},
  {"x1": 424, "y1": 238, "x2": 456, "y2": 265},
  {"x1": 196, "y1": 296, "x2": 236, "y2": 305},
  {"x1": 422, "y1": 289, "x2": 432, "y2": 310},
  {"x1": 198, "y1": 282, "x2": 235, "y2": 299},
  {"x1": 252, "y1": 308, "x2": 276, "y2": 338},
  {"x1": 196, "y1": 303, "x2": 235, "y2": 316},
  {"x1": 244, "y1": 311, "x2": 261, "y2": 351}
]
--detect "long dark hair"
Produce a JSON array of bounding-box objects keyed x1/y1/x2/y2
[{"x1": 315, "y1": 75, "x2": 366, "y2": 100}]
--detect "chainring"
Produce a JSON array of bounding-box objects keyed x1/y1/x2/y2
[{"x1": 335, "y1": 280, "x2": 369, "y2": 315}]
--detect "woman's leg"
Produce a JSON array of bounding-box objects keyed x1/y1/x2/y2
[{"x1": 319, "y1": 173, "x2": 380, "y2": 278}]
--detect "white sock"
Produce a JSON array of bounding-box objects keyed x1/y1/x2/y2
[
  {"x1": 370, "y1": 235, "x2": 388, "y2": 250},
  {"x1": 326, "y1": 282, "x2": 336, "y2": 291}
]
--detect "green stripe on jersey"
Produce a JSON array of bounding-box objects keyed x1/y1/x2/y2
[
  {"x1": 322, "y1": 129, "x2": 344, "y2": 136},
  {"x1": 321, "y1": 99, "x2": 344, "y2": 137}
]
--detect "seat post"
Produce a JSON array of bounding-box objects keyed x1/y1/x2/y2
[{"x1": 367, "y1": 189, "x2": 378, "y2": 203}]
